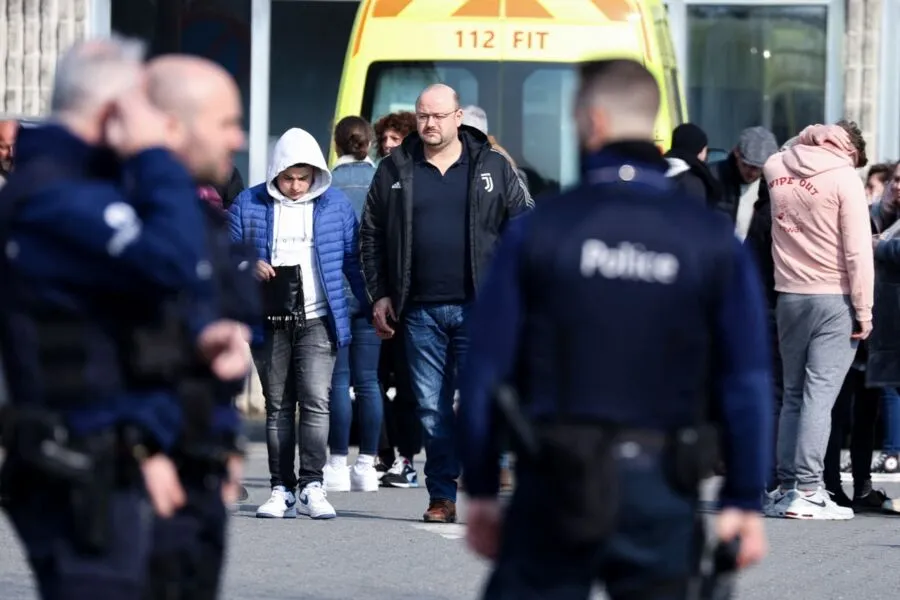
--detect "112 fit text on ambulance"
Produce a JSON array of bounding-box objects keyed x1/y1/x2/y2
[{"x1": 332, "y1": 0, "x2": 687, "y2": 196}]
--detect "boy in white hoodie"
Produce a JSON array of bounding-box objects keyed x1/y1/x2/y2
[{"x1": 229, "y1": 128, "x2": 369, "y2": 520}]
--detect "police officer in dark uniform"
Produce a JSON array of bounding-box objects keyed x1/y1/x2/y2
[
  {"x1": 0, "y1": 38, "x2": 251, "y2": 600},
  {"x1": 457, "y1": 59, "x2": 772, "y2": 599},
  {"x1": 141, "y1": 55, "x2": 260, "y2": 600}
]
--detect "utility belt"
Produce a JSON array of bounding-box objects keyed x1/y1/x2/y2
[
  {"x1": 514, "y1": 418, "x2": 719, "y2": 546},
  {"x1": 0, "y1": 411, "x2": 154, "y2": 555}
]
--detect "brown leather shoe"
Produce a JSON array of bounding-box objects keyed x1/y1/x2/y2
[
  {"x1": 423, "y1": 499, "x2": 457, "y2": 523},
  {"x1": 499, "y1": 467, "x2": 514, "y2": 492}
]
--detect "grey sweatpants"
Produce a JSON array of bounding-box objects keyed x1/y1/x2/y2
[{"x1": 776, "y1": 293, "x2": 859, "y2": 491}]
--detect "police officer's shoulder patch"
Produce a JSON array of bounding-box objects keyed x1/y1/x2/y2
[
  {"x1": 102, "y1": 202, "x2": 141, "y2": 256},
  {"x1": 103, "y1": 202, "x2": 137, "y2": 230}
]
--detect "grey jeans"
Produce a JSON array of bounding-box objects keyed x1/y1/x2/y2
[
  {"x1": 252, "y1": 318, "x2": 337, "y2": 491},
  {"x1": 776, "y1": 293, "x2": 859, "y2": 490}
]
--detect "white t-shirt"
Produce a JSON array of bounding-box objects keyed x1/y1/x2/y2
[{"x1": 271, "y1": 199, "x2": 328, "y2": 319}]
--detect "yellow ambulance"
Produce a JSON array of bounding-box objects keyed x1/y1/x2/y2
[{"x1": 331, "y1": 0, "x2": 686, "y2": 195}]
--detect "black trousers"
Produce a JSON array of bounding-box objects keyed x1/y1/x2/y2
[
  {"x1": 483, "y1": 448, "x2": 702, "y2": 599},
  {"x1": 377, "y1": 327, "x2": 422, "y2": 462},
  {"x1": 3, "y1": 456, "x2": 152, "y2": 600},
  {"x1": 144, "y1": 466, "x2": 227, "y2": 600},
  {"x1": 824, "y1": 368, "x2": 879, "y2": 496}
]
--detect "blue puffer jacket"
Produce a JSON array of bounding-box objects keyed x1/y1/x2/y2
[{"x1": 229, "y1": 128, "x2": 369, "y2": 347}]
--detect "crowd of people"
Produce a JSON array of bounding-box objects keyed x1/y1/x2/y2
[
  {"x1": 7, "y1": 27, "x2": 899, "y2": 600},
  {"x1": 3, "y1": 44, "x2": 896, "y2": 531},
  {"x1": 218, "y1": 84, "x2": 532, "y2": 523},
  {"x1": 665, "y1": 118, "x2": 900, "y2": 519}
]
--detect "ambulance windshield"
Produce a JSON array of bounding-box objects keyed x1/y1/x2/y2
[{"x1": 362, "y1": 60, "x2": 581, "y2": 196}]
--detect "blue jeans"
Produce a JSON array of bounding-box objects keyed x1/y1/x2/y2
[
  {"x1": 404, "y1": 302, "x2": 470, "y2": 503},
  {"x1": 329, "y1": 313, "x2": 383, "y2": 456},
  {"x1": 883, "y1": 387, "x2": 900, "y2": 454}
]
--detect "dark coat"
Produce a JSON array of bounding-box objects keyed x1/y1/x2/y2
[
  {"x1": 867, "y1": 203, "x2": 900, "y2": 385},
  {"x1": 743, "y1": 179, "x2": 776, "y2": 309},
  {"x1": 710, "y1": 153, "x2": 745, "y2": 223}
]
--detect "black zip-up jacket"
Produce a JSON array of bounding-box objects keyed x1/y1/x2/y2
[
  {"x1": 360, "y1": 125, "x2": 533, "y2": 315},
  {"x1": 710, "y1": 152, "x2": 745, "y2": 223}
]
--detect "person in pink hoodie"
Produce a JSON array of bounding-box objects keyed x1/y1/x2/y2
[{"x1": 762, "y1": 120, "x2": 874, "y2": 521}]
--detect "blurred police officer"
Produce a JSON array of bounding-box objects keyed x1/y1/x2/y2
[
  {"x1": 457, "y1": 59, "x2": 772, "y2": 599},
  {"x1": 142, "y1": 54, "x2": 259, "y2": 600},
  {"x1": 0, "y1": 37, "x2": 250, "y2": 600}
]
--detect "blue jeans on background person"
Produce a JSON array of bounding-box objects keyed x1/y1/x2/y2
[
  {"x1": 404, "y1": 302, "x2": 470, "y2": 504},
  {"x1": 329, "y1": 313, "x2": 383, "y2": 456},
  {"x1": 883, "y1": 387, "x2": 900, "y2": 454}
]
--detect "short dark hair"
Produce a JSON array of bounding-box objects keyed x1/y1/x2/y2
[
  {"x1": 334, "y1": 115, "x2": 373, "y2": 161},
  {"x1": 836, "y1": 119, "x2": 868, "y2": 168},
  {"x1": 373, "y1": 111, "x2": 417, "y2": 157},
  {"x1": 576, "y1": 58, "x2": 660, "y2": 119},
  {"x1": 867, "y1": 162, "x2": 894, "y2": 184}
]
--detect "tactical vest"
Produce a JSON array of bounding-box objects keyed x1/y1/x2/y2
[
  {"x1": 0, "y1": 159, "x2": 192, "y2": 414},
  {"x1": 513, "y1": 164, "x2": 729, "y2": 428}
]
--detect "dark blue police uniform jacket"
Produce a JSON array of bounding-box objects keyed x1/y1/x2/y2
[
  {"x1": 0, "y1": 124, "x2": 218, "y2": 450},
  {"x1": 195, "y1": 200, "x2": 261, "y2": 443},
  {"x1": 457, "y1": 142, "x2": 773, "y2": 512},
  {"x1": 0, "y1": 124, "x2": 223, "y2": 599}
]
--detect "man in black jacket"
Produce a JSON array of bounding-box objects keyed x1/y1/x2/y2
[
  {"x1": 360, "y1": 83, "x2": 532, "y2": 523},
  {"x1": 744, "y1": 134, "x2": 797, "y2": 492},
  {"x1": 664, "y1": 122, "x2": 721, "y2": 207},
  {"x1": 711, "y1": 126, "x2": 778, "y2": 239},
  {"x1": 217, "y1": 165, "x2": 244, "y2": 209}
]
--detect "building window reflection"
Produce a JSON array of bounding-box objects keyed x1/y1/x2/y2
[
  {"x1": 269, "y1": 1, "x2": 358, "y2": 154},
  {"x1": 687, "y1": 4, "x2": 828, "y2": 149},
  {"x1": 111, "y1": 0, "x2": 252, "y2": 180}
]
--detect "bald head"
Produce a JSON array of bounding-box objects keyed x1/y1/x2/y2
[
  {"x1": 145, "y1": 55, "x2": 244, "y2": 186},
  {"x1": 416, "y1": 84, "x2": 459, "y2": 112},
  {"x1": 146, "y1": 55, "x2": 235, "y2": 119},
  {"x1": 575, "y1": 59, "x2": 660, "y2": 150},
  {"x1": 414, "y1": 83, "x2": 463, "y2": 153}
]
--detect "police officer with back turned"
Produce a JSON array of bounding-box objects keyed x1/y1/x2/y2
[
  {"x1": 0, "y1": 37, "x2": 250, "y2": 600},
  {"x1": 141, "y1": 54, "x2": 260, "y2": 600},
  {"x1": 457, "y1": 59, "x2": 772, "y2": 599}
]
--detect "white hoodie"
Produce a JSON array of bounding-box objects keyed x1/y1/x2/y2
[{"x1": 267, "y1": 128, "x2": 333, "y2": 320}]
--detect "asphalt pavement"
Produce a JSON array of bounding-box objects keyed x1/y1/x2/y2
[{"x1": 0, "y1": 443, "x2": 898, "y2": 599}]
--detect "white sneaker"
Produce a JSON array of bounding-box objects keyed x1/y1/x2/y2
[
  {"x1": 255, "y1": 486, "x2": 297, "y2": 519},
  {"x1": 784, "y1": 487, "x2": 854, "y2": 520},
  {"x1": 297, "y1": 482, "x2": 337, "y2": 520},
  {"x1": 763, "y1": 488, "x2": 794, "y2": 518},
  {"x1": 324, "y1": 463, "x2": 351, "y2": 492},
  {"x1": 350, "y1": 463, "x2": 380, "y2": 492}
]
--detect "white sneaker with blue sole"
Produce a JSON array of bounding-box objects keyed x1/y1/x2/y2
[
  {"x1": 298, "y1": 482, "x2": 337, "y2": 519},
  {"x1": 256, "y1": 486, "x2": 297, "y2": 519}
]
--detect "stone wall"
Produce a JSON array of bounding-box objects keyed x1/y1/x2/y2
[{"x1": 1, "y1": 0, "x2": 88, "y2": 116}]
